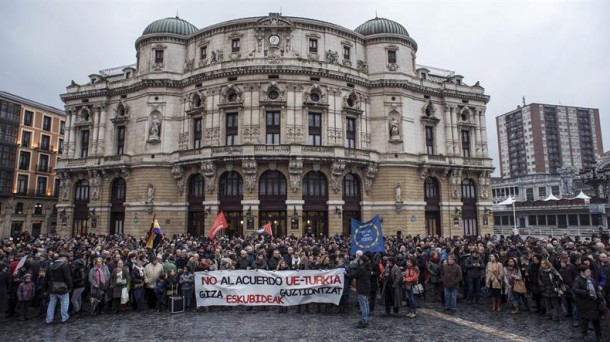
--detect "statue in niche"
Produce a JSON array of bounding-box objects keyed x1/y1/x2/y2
[
  {"x1": 149, "y1": 117, "x2": 161, "y2": 141},
  {"x1": 147, "y1": 184, "x2": 155, "y2": 203},
  {"x1": 389, "y1": 116, "x2": 400, "y2": 139},
  {"x1": 395, "y1": 183, "x2": 402, "y2": 202}
]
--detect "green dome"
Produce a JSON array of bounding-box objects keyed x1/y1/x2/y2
[
  {"x1": 142, "y1": 16, "x2": 198, "y2": 36},
  {"x1": 354, "y1": 17, "x2": 409, "y2": 37}
]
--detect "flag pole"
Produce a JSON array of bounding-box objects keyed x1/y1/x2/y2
[{"x1": 512, "y1": 201, "x2": 518, "y2": 235}]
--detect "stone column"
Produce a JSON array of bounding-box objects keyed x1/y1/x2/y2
[
  {"x1": 479, "y1": 109, "x2": 488, "y2": 156},
  {"x1": 98, "y1": 103, "x2": 107, "y2": 155},
  {"x1": 450, "y1": 106, "x2": 459, "y2": 156},
  {"x1": 63, "y1": 108, "x2": 72, "y2": 158},
  {"x1": 91, "y1": 107, "x2": 100, "y2": 156},
  {"x1": 443, "y1": 105, "x2": 453, "y2": 156},
  {"x1": 474, "y1": 111, "x2": 482, "y2": 158},
  {"x1": 68, "y1": 110, "x2": 77, "y2": 159}
]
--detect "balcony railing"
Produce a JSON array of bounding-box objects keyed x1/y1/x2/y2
[
  {"x1": 14, "y1": 189, "x2": 58, "y2": 198},
  {"x1": 35, "y1": 164, "x2": 51, "y2": 173}
]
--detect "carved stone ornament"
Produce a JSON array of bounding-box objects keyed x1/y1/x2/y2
[
  {"x1": 325, "y1": 50, "x2": 339, "y2": 64},
  {"x1": 395, "y1": 183, "x2": 402, "y2": 203},
  {"x1": 387, "y1": 63, "x2": 399, "y2": 71},
  {"x1": 330, "y1": 161, "x2": 346, "y2": 193},
  {"x1": 389, "y1": 115, "x2": 401, "y2": 140},
  {"x1": 202, "y1": 161, "x2": 216, "y2": 194},
  {"x1": 450, "y1": 169, "x2": 462, "y2": 199},
  {"x1": 220, "y1": 84, "x2": 243, "y2": 105},
  {"x1": 120, "y1": 167, "x2": 130, "y2": 181},
  {"x1": 89, "y1": 170, "x2": 101, "y2": 201},
  {"x1": 423, "y1": 100, "x2": 436, "y2": 117},
  {"x1": 419, "y1": 167, "x2": 430, "y2": 180},
  {"x1": 59, "y1": 172, "x2": 72, "y2": 201},
  {"x1": 357, "y1": 60, "x2": 368, "y2": 74},
  {"x1": 184, "y1": 58, "x2": 194, "y2": 72},
  {"x1": 289, "y1": 159, "x2": 303, "y2": 192},
  {"x1": 113, "y1": 100, "x2": 129, "y2": 121},
  {"x1": 479, "y1": 171, "x2": 491, "y2": 199},
  {"x1": 364, "y1": 163, "x2": 378, "y2": 195},
  {"x1": 171, "y1": 165, "x2": 185, "y2": 195},
  {"x1": 209, "y1": 50, "x2": 224, "y2": 64},
  {"x1": 242, "y1": 159, "x2": 257, "y2": 192},
  {"x1": 147, "y1": 183, "x2": 155, "y2": 203},
  {"x1": 148, "y1": 112, "x2": 162, "y2": 143}
]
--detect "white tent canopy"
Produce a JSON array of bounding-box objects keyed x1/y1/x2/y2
[
  {"x1": 498, "y1": 196, "x2": 516, "y2": 205},
  {"x1": 543, "y1": 194, "x2": 560, "y2": 201},
  {"x1": 573, "y1": 191, "x2": 591, "y2": 200}
]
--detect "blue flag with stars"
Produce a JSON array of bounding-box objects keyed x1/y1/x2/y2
[{"x1": 350, "y1": 215, "x2": 384, "y2": 255}]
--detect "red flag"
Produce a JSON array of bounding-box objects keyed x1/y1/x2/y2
[
  {"x1": 207, "y1": 211, "x2": 229, "y2": 240},
  {"x1": 257, "y1": 222, "x2": 272, "y2": 236}
]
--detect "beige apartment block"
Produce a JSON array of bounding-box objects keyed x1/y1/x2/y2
[{"x1": 0, "y1": 91, "x2": 65, "y2": 238}]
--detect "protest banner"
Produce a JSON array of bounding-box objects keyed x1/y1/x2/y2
[{"x1": 194, "y1": 269, "x2": 345, "y2": 307}]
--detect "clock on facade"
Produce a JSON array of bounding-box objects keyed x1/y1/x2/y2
[{"x1": 269, "y1": 35, "x2": 280, "y2": 45}]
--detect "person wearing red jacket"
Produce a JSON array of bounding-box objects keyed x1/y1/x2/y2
[{"x1": 404, "y1": 258, "x2": 420, "y2": 318}]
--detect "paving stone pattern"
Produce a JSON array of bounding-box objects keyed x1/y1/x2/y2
[{"x1": 0, "y1": 297, "x2": 603, "y2": 342}]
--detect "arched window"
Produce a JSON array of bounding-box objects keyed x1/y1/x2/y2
[
  {"x1": 189, "y1": 174, "x2": 205, "y2": 200},
  {"x1": 15, "y1": 202, "x2": 24, "y2": 215},
  {"x1": 220, "y1": 171, "x2": 243, "y2": 197},
  {"x1": 259, "y1": 171, "x2": 286, "y2": 196},
  {"x1": 461, "y1": 179, "x2": 476, "y2": 199},
  {"x1": 193, "y1": 93, "x2": 202, "y2": 108},
  {"x1": 74, "y1": 180, "x2": 90, "y2": 202},
  {"x1": 34, "y1": 203, "x2": 43, "y2": 215},
  {"x1": 425, "y1": 177, "x2": 439, "y2": 199},
  {"x1": 303, "y1": 172, "x2": 327, "y2": 197},
  {"x1": 343, "y1": 173, "x2": 360, "y2": 198},
  {"x1": 111, "y1": 178, "x2": 126, "y2": 202}
]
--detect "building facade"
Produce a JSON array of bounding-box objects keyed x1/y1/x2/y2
[
  {"x1": 57, "y1": 14, "x2": 493, "y2": 238},
  {"x1": 497, "y1": 103, "x2": 603, "y2": 179},
  {"x1": 0, "y1": 91, "x2": 65, "y2": 238}
]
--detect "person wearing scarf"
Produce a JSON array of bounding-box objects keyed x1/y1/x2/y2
[
  {"x1": 88, "y1": 257, "x2": 110, "y2": 315},
  {"x1": 572, "y1": 265, "x2": 603, "y2": 341}
]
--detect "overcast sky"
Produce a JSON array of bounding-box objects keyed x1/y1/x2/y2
[{"x1": 0, "y1": 0, "x2": 608, "y2": 175}]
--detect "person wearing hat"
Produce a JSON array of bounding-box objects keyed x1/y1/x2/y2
[{"x1": 16, "y1": 272, "x2": 35, "y2": 320}]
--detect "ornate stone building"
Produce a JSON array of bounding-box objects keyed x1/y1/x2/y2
[{"x1": 57, "y1": 14, "x2": 493, "y2": 238}]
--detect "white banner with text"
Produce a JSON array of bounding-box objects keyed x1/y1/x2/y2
[{"x1": 194, "y1": 269, "x2": 345, "y2": 307}]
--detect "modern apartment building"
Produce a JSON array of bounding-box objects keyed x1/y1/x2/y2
[{"x1": 497, "y1": 103, "x2": 603, "y2": 178}]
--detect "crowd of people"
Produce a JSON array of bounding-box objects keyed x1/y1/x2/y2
[{"x1": 1, "y1": 230, "x2": 609, "y2": 340}]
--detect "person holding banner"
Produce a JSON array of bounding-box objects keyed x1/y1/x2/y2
[{"x1": 348, "y1": 254, "x2": 371, "y2": 328}]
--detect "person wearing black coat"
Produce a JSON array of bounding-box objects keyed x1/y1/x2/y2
[
  {"x1": 369, "y1": 255, "x2": 381, "y2": 313},
  {"x1": 0, "y1": 264, "x2": 9, "y2": 318},
  {"x1": 45, "y1": 255, "x2": 73, "y2": 324},
  {"x1": 528, "y1": 255, "x2": 544, "y2": 314},
  {"x1": 70, "y1": 260, "x2": 86, "y2": 315},
  {"x1": 348, "y1": 255, "x2": 371, "y2": 328},
  {"x1": 573, "y1": 265, "x2": 603, "y2": 341}
]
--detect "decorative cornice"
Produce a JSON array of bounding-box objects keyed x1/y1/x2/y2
[{"x1": 61, "y1": 65, "x2": 490, "y2": 104}]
